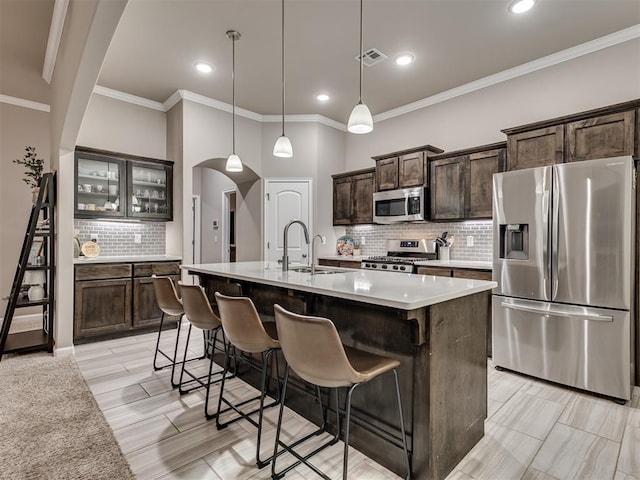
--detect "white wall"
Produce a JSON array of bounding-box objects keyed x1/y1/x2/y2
[
  {"x1": 198, "y1": 167, "x2": 235, "y2": 263},
  {"x1": 181, "y1": 100, "x2": 263, "y2": 264},
  {"x1": 345, "y1": 38, "x2": 640, "y2": 169},
  {"x1": 77, "y1": 94, "x2": 166, "y2": 159}
]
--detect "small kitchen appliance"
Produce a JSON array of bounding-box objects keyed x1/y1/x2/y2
[
  {"x1": 362, "y1": 239, "x2": 436, "y2": 273},
  {"x1": 372, "y1": 187, "x2": 428, "y2": 224}
]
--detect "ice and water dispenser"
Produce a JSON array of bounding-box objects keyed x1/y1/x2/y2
[{"x1": 498, "y1": 224, "x2": 529, "y2": 260}]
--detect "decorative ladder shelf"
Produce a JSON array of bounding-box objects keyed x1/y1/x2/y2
[{"x1": 0, "y1": 173, "x2": 56, "y2": 360}]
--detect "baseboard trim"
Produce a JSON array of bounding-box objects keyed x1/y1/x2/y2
[{"x1": 54, "y1": 346, "x2": 75, "y2": 357}]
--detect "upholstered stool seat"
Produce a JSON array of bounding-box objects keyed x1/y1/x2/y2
[
  {"x1": 272, "y1": 304, "x2": 412, "y2": 480},
  {"x1": 178, "y1": 283, "x2": 230, "y2": 418},
  {"x1": 214, "y1": 292, "x2": 282, "y2": 468}
]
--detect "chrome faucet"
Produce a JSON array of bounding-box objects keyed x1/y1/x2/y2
[
  {"x1": 310, "y1": 234, "x2": 323, "y2": 275},
  {"x1": 282, "y1": 219, "x2": 310, "y2": 271}
]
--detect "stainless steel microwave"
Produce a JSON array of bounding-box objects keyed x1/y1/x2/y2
[{"x1": 372, "y1": 187, "x2": 428, "y2": 223}]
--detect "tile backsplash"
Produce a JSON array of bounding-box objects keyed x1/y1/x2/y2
[
  {"x1": 346, "y1": 220, "x2": 493, "y2": 262},
  {"x1": 74, "y1": 219, "x2": 165, "y2": 256}
]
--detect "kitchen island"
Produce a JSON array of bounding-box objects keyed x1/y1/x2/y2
[{"x1": 182, "y1": 261, "x2": 496, "y2": 480}]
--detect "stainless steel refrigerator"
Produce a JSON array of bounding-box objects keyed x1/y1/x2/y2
[{"x1": 492, "y1": 156, "x2": 635, "y2": 401}]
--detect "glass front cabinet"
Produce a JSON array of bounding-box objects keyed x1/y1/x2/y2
[{"x1": 75, "y1": 148, "x2": 173, "y2": 221}]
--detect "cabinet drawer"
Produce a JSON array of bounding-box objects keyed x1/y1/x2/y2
[
  {"x1": 416, "y1": 267, "x2": 452, "y2": 277},
  {"x1": 75, "y1": 263, "x2": 131, "y2": 281},
  {"x1": 453, "y1": 269, "x2": 492, "y2": 281},
  {"x1": 319, "y1": 259, "x2": 340, "y2": 267},
  {"x1": 338, "y1": 260, "x2": 362, "y2": 269},
  {"x1": 133, "y1": 262, "x2": 181, "y2": 277}
]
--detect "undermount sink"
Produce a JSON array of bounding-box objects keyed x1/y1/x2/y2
[{"x1": 289, "y1": 266, "x2": 341, "y2": 274}]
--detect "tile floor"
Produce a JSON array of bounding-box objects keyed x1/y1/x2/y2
[{"x1": 75, "y1": 328, "x2": 640, "y2": 480}]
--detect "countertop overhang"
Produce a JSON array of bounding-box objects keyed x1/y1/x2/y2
[{"x1": 182, "y1": 261, "x2": 496, "y2": 310}]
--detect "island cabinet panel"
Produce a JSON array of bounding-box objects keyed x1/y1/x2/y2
[
  {"x1": 375, "y1": 158, "x2": 399, "y2": 191},
  {"x1": 192, "y1": 270, "x2": 490, "y2": 480},
  {"x1": 75, "y1": 278, "x2": 132, "y2": 338},
  {"x1": 566, "y1": 110, "x2": 636, "y2": 162},
  {"x1": 417, "y1": 266, "x2": 453, "y2": 277},
  {"x1": 430, "y1": 156, "x2": 465, "y2": 220},
  {"x1": 506, "y1": 125, "x2": 564, "y2": 171}
]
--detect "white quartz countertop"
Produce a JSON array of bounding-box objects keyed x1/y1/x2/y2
[
  {"x1": 74, "y1": 255, "x2": 182, "y2": 264},
  {"x1": 182, "y1": 261, "x2": 496, "y2": 310},
  {"x1": 414, "y1": 260, "x2": 492, "y2": 270}
]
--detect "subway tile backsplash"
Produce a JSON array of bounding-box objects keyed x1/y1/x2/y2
[
  {"x1": 346, "y1": 220, "x2": 493, "y2": 262},
  {"x1": 74, "y1": 219, "x2": 165, "y2": 256}
]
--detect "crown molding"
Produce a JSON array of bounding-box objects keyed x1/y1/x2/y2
[
  {"x1": 176, "y1": 89, "x2": 263, "y2": 122},
  {"x1": 375, "y1": 24, "x2": 640, "y2": 123},
  {"x1": 93, "y1": 85, "x2": 165, "y2": 111},
  {"x1": 0, "y1": 94, "x2": 50, "y2": 112},
  {"x1": 262, "y1": 114, "x2": 347, "y2": 131},
  {"x1": 42, "y1": 0, "x2": 69, "y2": 84}
]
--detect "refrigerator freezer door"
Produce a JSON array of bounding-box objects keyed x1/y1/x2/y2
[
  {"x1": 493, "y1": 166, "x2": 551, "y2": 300},
  {"x1": 493, "y1": 295, "x2": 632, "y2": 400},
  {"x1": 552, "y1": 156, "x2": 634, "y2": 310}
]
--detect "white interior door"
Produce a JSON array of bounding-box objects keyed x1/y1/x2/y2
[{"x1": 264, "y1": 179, "x2": 312, "y2": 264}]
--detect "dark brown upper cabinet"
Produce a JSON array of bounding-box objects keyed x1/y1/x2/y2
[
  {"x1": 430, "y1": 155, "x2": 466, "y2": 220},
  {"x1": 430, "y1": 142, "x2": 506, "y2": 221},
  {"x1": 502, "y1": 99, "x2": 640, "y2": 171},
  {"x1": 566, "y1": 110, "x2": 636, "y2": 162},
  {"x1": 505, "y1": 125, "x2": 564, "y2": 171},
  {"x1": 332, "y1": 168, "x2": 375, "y2": 226},
  {"x1": 75, "y1": 147, "x2": 173, "y2": 221},
  {"x1": 372, "y1": 145, "x2": 443, "y2": 192}
]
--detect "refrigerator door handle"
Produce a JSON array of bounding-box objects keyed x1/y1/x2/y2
[
  {"x1": 551, "y1": 166, "x2": 559, "y2": 301},
  {"x1": 500, "y1": 301, "x2": 613, "y2": 322}
]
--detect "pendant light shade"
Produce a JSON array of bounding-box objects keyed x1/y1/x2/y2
[
  {"x1": 348, "y1": 0, "x2": 373, "y2": 135},
  {"x1": 226, "y1": 30, "x2": 243, "y2": 172},
  {"x1": 348, "y1": 102, "x2": 373, "y2": 134},
  {"x1": 225, "y1": 154, "x2": 243, "y2": 172},
  {"x1": 273, "y1": 0, "x2": 293, "y2": 157},
  {"x1": 273, "y1": 135, "x2": 293, "y2": 157}
]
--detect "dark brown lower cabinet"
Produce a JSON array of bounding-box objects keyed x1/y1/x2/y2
[
  {"x1": 74, "y1": 260, "x2": 181, "y2": 341},
  {"x1": 133, "y1": 275, "x2": 180, "y2": 327},
  {"x1": 75, "y1": 278, "x2": 132, "y2": 338},
  {"x1": 318, "y1": 259, "x2": 362, "y2": 269}
]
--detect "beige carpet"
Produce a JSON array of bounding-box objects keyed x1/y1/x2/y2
[{"x1": 0, "y1": 354, "x2": 134, "y2": 480}]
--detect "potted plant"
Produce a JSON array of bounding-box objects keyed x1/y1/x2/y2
[{"x1": 13, "y1": 146, "x2": 44, "y2": 203}]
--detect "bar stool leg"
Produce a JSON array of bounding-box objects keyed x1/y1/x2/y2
[
  {"x1": 203, "y1": 327, "x2": 222, "y2": 418},
  {"x1": 152, "y1": 311, "x2": 166, "y2": 371},
  {"x1": 178, "y1": 323, "x2": 193, "y2": 395},
  {"x1": 392, "y1": 369, "x2": 412, "y2": 480},
  {"x1": 169, "y1": 317, "x2": 183, "y2": 388},
  {"x1": 343, "y1": 383, "x2": 360, "y2": 479}
]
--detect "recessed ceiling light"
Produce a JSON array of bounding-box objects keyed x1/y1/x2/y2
[
  {"x1": 194, "y1": 62, "x2": 213, "y2": 73},
  {"x1": 508, "y1": 0, "x2": 536, "y2": 14},
  {"x1": 316, "y1": 93, "x2": 330, "y2": 102},
  {"x1": 394, "y1": 53, "x2": 414, "y2": 66}
]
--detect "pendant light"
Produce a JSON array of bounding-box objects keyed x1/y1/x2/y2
[
  {"x1": 273, "y1": 0, "x2": 293, "y2": 157},
  {"x1": 347, "y1": 0, "x2": 373, "y2": 134},
  {"x1": 226, "y1": 30, "x2": 243, "y2": 172}
]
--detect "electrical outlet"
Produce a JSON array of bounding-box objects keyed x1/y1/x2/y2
[
  {"x1": 466, "y1": 235, "x2": 474, "y2": 247},
  {"x1": 90, "y1": 233, "x2": 98, "y2": 243},
  {"x1": 134, "y1": 234, "x2": 142, "y2": 244},
  {"x1": 320, "y1": 235, "x2": 326, "y2": 245},
  {"x1": 360, "y1": 236, "x2": 366, "y2": 245}
]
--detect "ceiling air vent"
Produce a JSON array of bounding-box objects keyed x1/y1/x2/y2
[{"x1": 355, "y1": 48, "x2": 388, "y2": 67}]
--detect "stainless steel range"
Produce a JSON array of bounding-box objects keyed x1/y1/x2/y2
[{"x1": 362, "y1": 239, "x2": 437, "y2": 273}]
